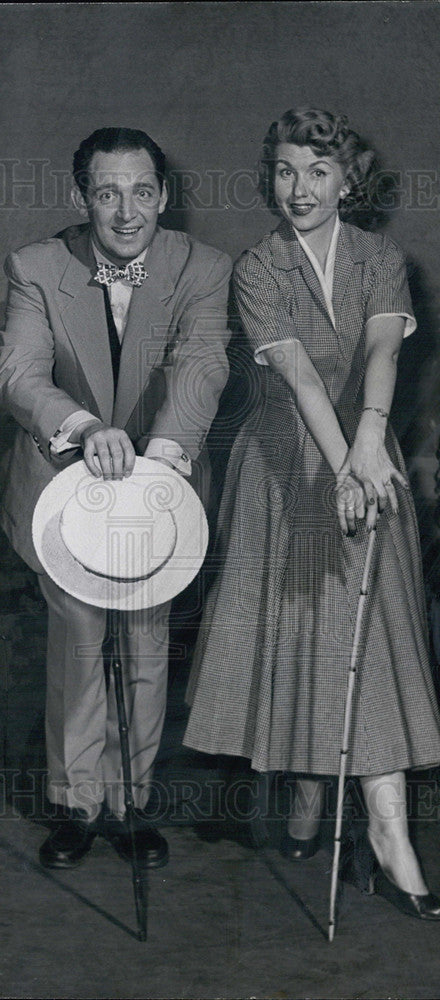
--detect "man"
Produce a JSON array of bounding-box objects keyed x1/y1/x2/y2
[{"x1": 0, "y1": 127, "x2": 231, "y2": 869}]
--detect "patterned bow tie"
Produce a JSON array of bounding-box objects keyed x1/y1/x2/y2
[{"x1": 94, "y1": 261, "x2": 148, "y2": 287}]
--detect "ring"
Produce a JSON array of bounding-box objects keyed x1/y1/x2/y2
[{"x1": 346, "y1": 506, "x2": 355, "y2": 512}]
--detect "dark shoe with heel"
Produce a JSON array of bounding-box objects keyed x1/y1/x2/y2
[
  {"x1": 340, "y1": 831, "x2": 440, "y2": 919},
  {"x1": 39, "y1": 816, "x2": 97, "y2": 869},
  {"x1": 281, "y1": 832, "x2": 320, "y2": 861},
  {"x1": 374, "y1": 869, "x2": 440, "y2": 920}
]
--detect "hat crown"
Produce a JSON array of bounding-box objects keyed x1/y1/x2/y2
[
  {"x1": 60, "y1": 478, "x2": 178, "y2": 581},
  {"x1": 32, "y1": 457, "x2": 209, "y2": 610}
]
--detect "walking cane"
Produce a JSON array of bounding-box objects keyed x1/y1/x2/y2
[
  {"x1": 328, "y1": 525, "x2": 377, "y2": 942},
  {"x1": 32, "y1": 456, "x2": 208, "y2": 943},
  {"x1": 109, "y1": 607, "x2": 147, "y2": 942}
]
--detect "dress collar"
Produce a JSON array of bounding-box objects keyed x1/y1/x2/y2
[
  {"x1": 270, "y1": 216, "x2": 372, "y2": 270},
  {"x1": 292, "y1": 215, "x2": 340, "y2": 284}
]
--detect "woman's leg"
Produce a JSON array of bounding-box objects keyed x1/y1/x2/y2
[
  {"x1": 361, "y1": 771, "x2": 427, "y2": 894},
  {"x1": 287, "y1": 777, "x2": 325, "y2": 840}
]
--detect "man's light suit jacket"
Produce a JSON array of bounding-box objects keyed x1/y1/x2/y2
[{"x1": 0, "y1": 223, "x2": 232, "y2": 573}]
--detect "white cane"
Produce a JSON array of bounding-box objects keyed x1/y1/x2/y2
[{"x1": 328, "y1": 525, "x2": 377, "y2": 942}]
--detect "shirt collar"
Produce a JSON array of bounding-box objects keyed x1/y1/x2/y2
[{"x1": 91, "y1": 240, "x2": 149, "y2": 269}]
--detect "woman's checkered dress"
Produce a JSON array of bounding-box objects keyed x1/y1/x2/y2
[{"x1": 184, "y1": 221, "x2": 440, "y2": 776}]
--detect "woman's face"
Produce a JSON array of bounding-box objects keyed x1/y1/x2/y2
[{"x1": 273, "y1": 143, "x2": 349, "y2": 234}]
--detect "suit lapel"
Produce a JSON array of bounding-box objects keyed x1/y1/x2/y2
[
  {"x1": 332, "y1": 225, "x2": 356, "y2": 324},
  {"x1": 273, "y1": 220, "x2": 370, "y2": 331},
  {"x1": 57, "y1": 225, "x2": 186, "y2": 431},
  {"x1": 298, "y1": 253, "x2": 331, "y2": 322},
  {"x1": 112, "y1": 227, "x2": 178, "y2": 429},
  {"x1": 272, "y1": 221, "x2": 333, "y2": 326},
  {"x1": 58, "y1": 228, "x2": 114, "y2": 423},
  {"x1": 332, "y1": 223, "x2": 371, "y2": 325}
]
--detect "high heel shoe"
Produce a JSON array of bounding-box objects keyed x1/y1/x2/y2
[
  {"x1": 280, "y1": 832, "x2": 320, "y2": 861},
  {"x1": 374, "y1": 868, "x2": 440, "y2": 920},
  {"x1": 340, "y1": 831, "x2": 440, "y2": 919}
]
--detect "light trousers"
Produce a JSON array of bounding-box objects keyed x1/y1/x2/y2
[{"x1": 39, "y1": 574, "x2": 170, "y2": 819}]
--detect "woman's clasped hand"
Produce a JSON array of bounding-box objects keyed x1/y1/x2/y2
[{"x1": 335, "y1": 438, "x2": 410, "y2": 536}]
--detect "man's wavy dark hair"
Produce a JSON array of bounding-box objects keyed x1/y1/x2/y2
[{"x1": 73, "y1": 127, "x2": 166, "y2": 198}]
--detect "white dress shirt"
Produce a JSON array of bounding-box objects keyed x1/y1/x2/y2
[{"x1": 50, "y1": 243, "x2": 191, "y2": 475}]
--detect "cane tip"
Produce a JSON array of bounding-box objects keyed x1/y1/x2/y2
[{"x1": 328, "y1": 922, "x2": 335, "y2": 943}]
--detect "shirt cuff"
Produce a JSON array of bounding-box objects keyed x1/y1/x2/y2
[
  {"x1": 50, "y1": 410, "x2": 99, "y2": 454},
  {"x1": 366, "y1": 312, "x2": 417, "y2": 338},
  {"x1": 254, "y1": 338, "x2": 298, "y2": 366},
  {"x1": 255, "y1": 313, "x2": 416, "y2": 367},
  {"x1": 145, "y1": 438, "x2": 192, "y2": 476}
]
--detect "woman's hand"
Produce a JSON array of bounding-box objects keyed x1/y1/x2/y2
[
  {"x1": 345, "y1": 431, "x2": 408, "y2": 516},
  {"x1": 337, "y1": 418, "x2": 409, "y2": 533},
  {"x1": 334, "y1": 470, "x2": 368, "y2": 536}
]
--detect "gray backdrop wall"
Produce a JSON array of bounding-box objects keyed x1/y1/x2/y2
[
  {"x1": 2, "y1": 1, "x2": 440, "y2": 778},
  {"x1": 1, "y1": 3, "x2": 439, "y2": 276},
  {"x1": 1, "y1": 1, "x2": 440, "y2": 560}
]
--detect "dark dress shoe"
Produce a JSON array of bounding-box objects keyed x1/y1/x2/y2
[
  {"x1": 39, "y1": 818, "x2": 97, "y2": 869},
  {"x1": 375, "y1": 869, "x2": 440, "y2": 920},
  {"x1": 340, "y1": 832, "x2": 440, "y2": 919},
  {"x1": 105, "y1": 818, "x2": 169, "y2": 869},
  {"x1": 280, "y1": 832, "x2": 320, "y2": 860}
]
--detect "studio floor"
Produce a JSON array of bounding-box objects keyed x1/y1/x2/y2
[
  {"x1": 1, "y1": 798, "x2": 440, "y2": 999},
  {"x1": 1, "y1": 490, "x2": 440, "y2": 1000}
]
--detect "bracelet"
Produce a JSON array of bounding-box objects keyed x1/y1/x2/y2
[{"x1": 362, "y1": 406, "x2": 389, "y2": 419}]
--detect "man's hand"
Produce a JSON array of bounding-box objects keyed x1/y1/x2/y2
[{"x1": 69, "y1": 419, "x2": 136, "y2": 479}]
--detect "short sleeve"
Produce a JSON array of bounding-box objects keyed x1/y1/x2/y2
[
  {"x1": 366, "y1": 240, "x2": 416, "y2": 338},
  {"x1": 233, "y1": 251, "x2": 300, "y2": 364}
]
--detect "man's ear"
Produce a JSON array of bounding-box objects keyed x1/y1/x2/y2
[
  {"x1": 71, "y1": 183, "x2": 89, "y2": 217},
  {"x1": 158, "y1": 179, "x2": 168, "y2": 216}
]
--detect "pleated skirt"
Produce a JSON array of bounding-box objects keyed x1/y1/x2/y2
[{"x1": 184, "y1": 407, "x2": 440, "y2": 776}]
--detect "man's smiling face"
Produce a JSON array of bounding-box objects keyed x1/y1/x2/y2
[{"x1": 77, "y1": 148, "x2": 168, "y2": 265}]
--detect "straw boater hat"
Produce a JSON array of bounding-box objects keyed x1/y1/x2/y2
[{"x1": 32, "y1": 457, "x2": 209, "y2": 610}]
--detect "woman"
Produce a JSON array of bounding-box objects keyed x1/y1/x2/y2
[{"x1": 184, "y1": 108, "x2": 440, "y2": 918}]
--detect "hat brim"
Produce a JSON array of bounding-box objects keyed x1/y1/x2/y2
[{"x1": 32, "y1": 457, "x2": 209, "y2": 610}]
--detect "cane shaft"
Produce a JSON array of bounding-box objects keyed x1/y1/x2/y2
[
  {"x1": 110, "y1": 609, "x2": 147, "y2": 942},
  {"x1": 328, "y1": 528, "x2": 377, "y2": 942}
]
